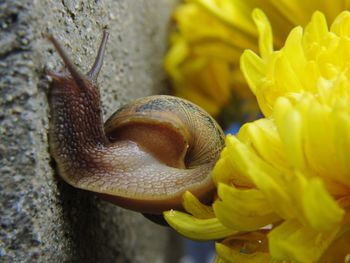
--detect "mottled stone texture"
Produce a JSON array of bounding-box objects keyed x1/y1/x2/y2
[{"x1": 0, "y1": 1, "x2": 181, "y2": 262}]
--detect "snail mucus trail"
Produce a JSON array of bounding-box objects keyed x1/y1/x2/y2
[{"x1": 46, "y1": 31, "x2": 225, "y2": 223}]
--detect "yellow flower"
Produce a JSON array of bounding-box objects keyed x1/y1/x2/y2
[
  {"x1": 242, "y1": 9, "x2": 350, "y2": 117},
  {"x1": 165, "y1": 0, "x2": 350, "y2": 118},
  {"x1": 165, "y1": 9, "x2": 350, "y2": 263}
]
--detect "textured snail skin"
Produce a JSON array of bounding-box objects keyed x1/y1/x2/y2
[{"x1": 47, "y1": 32, "x2": 225, "y2": 214}]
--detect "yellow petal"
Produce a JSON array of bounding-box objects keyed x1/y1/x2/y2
[
  {"x1": 211, "y1": 148, "x2": 233, "y2": 186},
  {"x1": 163, "y1": 210, "x2": 237, "y2": 241},
  {"x1": 195, "y1": 0, "x2": 257, "y2": 35},
  {"x1": 228, "y1": 133, "x2": 293, "y2": 219},
  {"x1": 238, "y1": 118, "x2": 288, "y2": 171},
  {"x1": 182, "y1": 191, "x2": 214, "y2": 219},
  {"x1": 213, "y1": 183, "x2": 279, "y2": 231},
  {"x1": 332, "y1": 107, "x2": 350, "y2": 187},
  {"x1": 175, "y1": 2, "x2": 256, "y2": 50},
  {"x1": 303, "y1": 98, "x2": 335, "y2": 178},
  {"x1": 240, "y1": 49, "x2": 265, "y2": 95},
  {"x1": 164, "y1": 37, "x2": 189, "y2": 82},
  {"x1": 191, "y1": 40, "x2": 241, "y2": 61},
  {"x1": 268, "y1": 219, "x2": 339, "y2": 262},
  {"x1": 215, "y1": 243, "x2": 270, "y2": 263},
  {"x1": 274, "y1": 97, "x2": 305, "y2": 170},
  {"x1": 303, "y1": 11, "x2": 329, "y2": 47},
  {"x1": 302, "y1": 178, "x2": 344, "y2": 231},
  {"x1": 330, "y1": 11, "x2": 350, "y2": 36},
  {"x1": 196, "y1": 60, "x2": 231, "y2": 102},
  {"x1": 282, "y1": 26, "x2": 307, "y2": 88},
  {"x1": 212, "y1": 135, "x2": 255, "y2": 188},
  {"x1": 215, "y1": 231, "x2": 270, "y2": 263},
  {"x1": 252, "y1": 8, "x2": 273, "y2": 59}
]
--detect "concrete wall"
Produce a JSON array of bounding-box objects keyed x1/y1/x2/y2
[{"x1": 0, "y1": 1, "x2": 181, "y2": 262}]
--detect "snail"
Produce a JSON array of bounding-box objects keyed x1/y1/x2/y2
[{"x1": 46, "y1": 31, "x2": 225, "y2": 216}]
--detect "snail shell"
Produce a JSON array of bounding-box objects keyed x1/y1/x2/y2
[{"x1": 47, "y1": 31, "x2": 225, "y2": 214}]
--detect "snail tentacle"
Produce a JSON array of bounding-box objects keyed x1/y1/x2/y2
[{"x1": 87, "y1": 31, "x2": 109, "y2": 81}]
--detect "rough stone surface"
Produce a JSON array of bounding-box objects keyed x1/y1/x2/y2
[{"x1": 0, "y1": 1, "x2": 181, "y2": 262}]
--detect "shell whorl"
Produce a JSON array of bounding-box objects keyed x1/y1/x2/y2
[{"x1": 104, "y1": 95, "x2": 225, "y2": 168}]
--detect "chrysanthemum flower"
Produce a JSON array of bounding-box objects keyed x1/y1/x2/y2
[
  {"x1": 165, "y1": 0, "x2": 350, "y2": 118},
  {"x1": 165, "y1": 9, "x2": 350, "y2": 263}
]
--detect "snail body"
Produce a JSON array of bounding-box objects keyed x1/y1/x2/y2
[{"x1": 47, "y1": 32, "x2": 225, "y2": 214}]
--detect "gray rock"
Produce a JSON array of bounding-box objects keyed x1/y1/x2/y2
[{"x1": 0, "y1": 0, "x2": 181, "y2": 262}]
